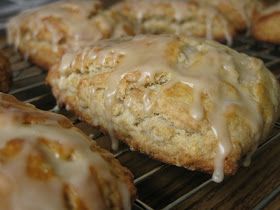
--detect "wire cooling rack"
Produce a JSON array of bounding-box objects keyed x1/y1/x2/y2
[{"x1": 1, "y1": 34, "x2": 280, "y2": 209}]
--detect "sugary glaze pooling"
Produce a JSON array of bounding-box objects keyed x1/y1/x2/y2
[
  {"x1": 111, "y1": 0, "x2": 234, "y2": 45},
  {"x1": 59, "y1": 35, "x2": 264, "y2": 182},
  {"x1": 0, "y1": 94, "x2": 131, "y2": 210},
  {"x1": 7, "y1": 0, "x2": 102, "y2": 54}
]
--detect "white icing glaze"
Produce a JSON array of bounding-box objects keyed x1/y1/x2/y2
[
  {"x1": 60, "y1": 35, "x2": 264, "y2": 182},
  {"x1": 0, "y1": 94, "x2": 131, "y2": 210}
]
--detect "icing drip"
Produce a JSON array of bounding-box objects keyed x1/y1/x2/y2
[
  {"x1": 49, "y1": 105, "x2": 60, "y2": 113},
  {"x1": 0, "y1": 94, "x2": 131, "y2": 210},
  {"x1": 221, "y1": 17, "x2": 233, "y2": 46},
  {"x1": 190, "y1": 87, "x2": 204, "y2": 121},
  {"x1": 60, "y1": 35, "x2": 263, "y2": 182}
]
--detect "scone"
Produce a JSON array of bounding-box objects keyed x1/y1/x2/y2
[
  {"x1": 47, "y1": 34, "x2": 280, "y2": 183},
  {"x1": 109, "y1": 0, "x2": 237, "y2": 44},
  {"x1": 0, "y1": 93, "x2": 136, "y2": 209},
  {"x1": 251, "y1": 0, "x2": 280, "y2": 43},
  {"x1": 7, "y1": 0, "x2": 103, "y2": 69},
  {"x1": 6, "y1": 0, "x2": 137, "y2": 70},
  {"x1": 0, "y1": 52, "x2": 12, "y2": 93},
  {"x1": 195, "y1": 0, "x2": 255, "y2": 31}
]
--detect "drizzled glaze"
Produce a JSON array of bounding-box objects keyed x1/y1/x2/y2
[
  {"x1": 59, "y1": 35, "x2": 264, "y2": 182},
  {"x1": 0, "y1": 94, "x2": 131, "y2": 210},
  {"x1": 7, "y1": 0, "x2": 102, "y2": 54},
  {"x1": 112, "y1": 0, "x2": 233, "y2": 45}
]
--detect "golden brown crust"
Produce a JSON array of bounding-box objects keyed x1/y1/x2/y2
[
  {"x1": 251, "y1": 1, "x2": 280, "y2": 43},
  {"x1": 0, "y1": 52, "x2": 12, "y2": 93},
  {"x1": 0, "y1": 93, "x2": 136, "y2": 210},
  {"x1": 47, "y1": 35, "x2": 280, "y2": 177}
]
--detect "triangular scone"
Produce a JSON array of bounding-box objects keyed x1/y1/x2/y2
[
  {"x1": 47, "y1": 34, "x2": 280, "y2": 182},
  {"x1": 7, "y1": 0, "x2": 136, "y2": 70},
  {"x1": 109, "y1": 0, "x2": 237, "y2": 44},
  {"x1": 0, "y1": 93, "x2": 136, "y2": 210}
]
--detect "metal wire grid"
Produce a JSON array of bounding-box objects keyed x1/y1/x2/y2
[{"x1": 1, "y1": 36, "x2": 280, "y2": 210}]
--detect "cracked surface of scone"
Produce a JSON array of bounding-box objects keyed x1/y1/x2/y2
[
  {"x1": 6, "y1": 0, "x2": 104, "y2": 70},
  {"x1": 47, "y1": 34, "x2": 280, "y2": 182},
  {"x1": 251, "y1": 0, "x2": 280, "y2": 44},
  {"x1": 109, "y1": 0, "x2": 237, "y2": 44},
  {"x1": 0, "y1": 52, "x2": 12, "y2": 93},
  {"x1": 0, "y1": 93, "x2": 136, "y2": 210}
]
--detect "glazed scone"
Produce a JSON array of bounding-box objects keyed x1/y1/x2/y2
[
  {"x1": 0, "y1": 93, "x2": 136, "y2": 209},
  {"x1": 251, "y1": 0, "x2": 280, "y2": 43},
  {"x1": 6, "y1": 0, "x2": 103, "y2": 69},
  {"x1": 109, "y1": 0, "x2": 237, "y2": 44},
  {"x1": 0, "y1": 52, "x2": 12, "y2": 93},
  {"x1": 7, "y1": 0, "x2": 137, "y2": 70},
  {"x1": 47, "y1": 34, "x2": 280, "y2": 182}
]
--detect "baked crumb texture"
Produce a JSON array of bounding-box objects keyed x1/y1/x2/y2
[
  {"x1": 0, "y1": 93, "x2": 136, "y2": 210},
  {"x1": 47, "y1": 34, "x2": 280, "y2": 182}
]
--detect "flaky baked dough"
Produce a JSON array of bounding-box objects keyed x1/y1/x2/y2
[
  {"x1": 0, "y1": 52, "x2": 12, "y2": 93},
  {"x1": 6, "y1": 0, "x2": 136, "y2": 70},
  {"x1": 109, "y1": 0, "x2": 237, "y2": 43},
  {"x1": 47, "y1": 35, "x2": 280, "y2": 178},
  {"x1": 251, "y1": 1, "x2": 280, "y2": 44},
  {"x1": 0, "y1": 93, "x2": 136, "y2": 210}
]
